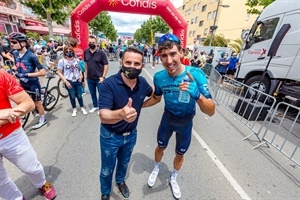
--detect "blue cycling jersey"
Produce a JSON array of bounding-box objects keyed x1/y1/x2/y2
[
  {"x1": 13, "y1": 50, "x2": 43, "y2": 82},
  {"x1": 153, "y1": 66, "x2": 212, "y2": 118}
]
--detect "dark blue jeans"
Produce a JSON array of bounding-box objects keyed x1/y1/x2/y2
[
  {"x1": 66, "y1": 81, "x2": 84, "y2": 108},
  {"x1": 99, "y1": 125, "x2": 137, "y2": 196},
  {"x1": 87, "y1": 78, "x2": 101, "y2": 108}
]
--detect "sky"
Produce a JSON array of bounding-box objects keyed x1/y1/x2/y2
[{"x1": 109, "y1": 0, "x2": 183, "y2": 34}]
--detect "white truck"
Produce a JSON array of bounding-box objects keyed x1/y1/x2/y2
[{"x1": 236, "y1": 0, "x2": 300, "y2": 106}]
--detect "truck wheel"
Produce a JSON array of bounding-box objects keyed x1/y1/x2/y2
[{"x1": 244, "y1": 75, "x2": 270, "y2": 101}]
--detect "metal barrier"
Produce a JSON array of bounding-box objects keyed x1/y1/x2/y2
[
  {"x1": 253, "y1": 102, "x2": 300, "y2": 166},
  {"x1": 208, "y1": 67, "x2": 276, "y2": 142}
]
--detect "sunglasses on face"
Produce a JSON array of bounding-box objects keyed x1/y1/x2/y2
[
  {"x1": 10, "y1": 41, "x2": 18, "y2": 44},
  {"x1": 158, "y1": 34, "x2": 180, "y2": 45}
]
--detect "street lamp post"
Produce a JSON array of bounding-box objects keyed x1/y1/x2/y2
[{"x1": 209, "y1": 0, "x2": 230, "y2": 46}]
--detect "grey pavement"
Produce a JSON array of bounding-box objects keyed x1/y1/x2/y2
[{"x1": 3, "y1": 60, "x2": 300, "y2": 200}]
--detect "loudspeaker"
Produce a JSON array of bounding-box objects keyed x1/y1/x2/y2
[
  {"x1": 268, "y1": 24, "x2": 291, "y2": 57},
  {"x1": 234, "y1": 98, "x2": 270, "y2": 121}
]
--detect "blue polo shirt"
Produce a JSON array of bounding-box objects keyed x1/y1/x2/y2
[{"x1": 99, "y1": 70, "x2": 152, "y2": 134}]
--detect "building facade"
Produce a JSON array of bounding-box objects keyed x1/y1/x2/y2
[
  {"x1": 177, "y1": 0, "x2": 258, "y2": 45},
  {"x1": 0, "y1": 0, "x2": 70, "y2": 36}
]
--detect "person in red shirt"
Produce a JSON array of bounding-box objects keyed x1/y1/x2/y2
[
  {"x1": 0, "y1": 70, "x2": 57, "y2": 200},
  {"x1": 180, "y1": 48, "x2": 191, "y2": 66}
]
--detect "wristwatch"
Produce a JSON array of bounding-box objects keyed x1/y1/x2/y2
[{"x1": 101, "y1": 76, "x2": 105, "y2": 79}]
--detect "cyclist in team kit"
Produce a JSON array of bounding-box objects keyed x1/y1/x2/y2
[{"x1": 9, "y1": 32, "x2": 47, "y2": 130}]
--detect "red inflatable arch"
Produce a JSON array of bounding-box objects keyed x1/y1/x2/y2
[{"x1": 70, "y1": 0, "x2": 188, "y2": 49}]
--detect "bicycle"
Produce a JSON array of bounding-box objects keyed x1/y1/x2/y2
[
  {"x1": 57, "y1": 77, "x2": 69, "y2": 98},
  {"x1": 21, "y1": 69, "x2": 60, "y2": 128}
]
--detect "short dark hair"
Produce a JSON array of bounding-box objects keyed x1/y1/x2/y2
[
  {"x1": 89, "y1": 35, "x2": 97, "y2": 40},
  {"x1": 122, "y1": 46, "x2": 144, "y2": 63},
  {"x1": 158, "y1": 41, "x2": 181, "y2": 53}
]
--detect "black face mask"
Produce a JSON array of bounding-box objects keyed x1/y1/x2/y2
[
  {"x1": 89, "y1": 44, "x2": 96, "y2": 49},
  {"x1": 121, "y1": 65, "x2": 142, "y2": 79},
  {"x1": 65, "y1": 52, "x2": 74, "y2": 58},
  {"x1": 194, "y1": 56, "x2": 198, "y2": 59}
]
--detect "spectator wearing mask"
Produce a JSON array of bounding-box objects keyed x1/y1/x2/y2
[
  {"x1": 190, "y1": 52, "x2": 201, "y2": 68},
  {"x1": 227, "y1": 52, "x2": 240, "y2": 79},
  {"x1": 0, "y1": 38, "x2": 14, "y2": 65},
  {"x1": 216, "y1": 52, "x2": 230, "y2": 86},
  {"x1": 204, "y1": 49, "x2": 214, "y2": 76},
  {"x1": 199, "y1": 50, "x2": 206, "y2": 66},
  {"x1": 34, "y1": 40, "x2": 43, "y2": 55}
]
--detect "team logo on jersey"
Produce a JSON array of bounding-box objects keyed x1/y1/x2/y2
[{"x1": 16, "y1": 62, "x2": 27, "y2": 71}]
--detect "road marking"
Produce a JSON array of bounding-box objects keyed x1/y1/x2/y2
[
  {"x1": 144, "y1": 68, "x2": 251, "y2": 200},
  {"x1": 192, "y1": 129, "x2": 251, "y2": 200}
]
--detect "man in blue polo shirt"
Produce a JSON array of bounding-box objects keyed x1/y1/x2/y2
[
  {"x1": 99, "y1": 46, "x2": 152, "y2": 200},
  {"x1": 84, "y1": 35, "x2": 109, "y2": 114}
]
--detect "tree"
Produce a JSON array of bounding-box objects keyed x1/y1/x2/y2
[
  {"x1": 20, "y1": 0, "x2": 81, "y2": 38},
  {"x1": 89, "y1": 12, "x2": 118, "y2": 42},
  {"x1": 152, "y1": 17, "x2": 170, "y2": 34},
  {"x1": 134, "y1": 16, "x2": 170, "y2": 44},
  {"x1": 203, "y1": 34, "x2": 228, "y2": 47},
  {"x1": 245, "y1": 0, "x2": 275, "y2": 14},
  {"x1": 227, "y1": 39, "x2": 243, "y2": 53}
]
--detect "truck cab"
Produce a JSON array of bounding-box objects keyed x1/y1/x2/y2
[{"x1": 236, "y1": 0, "x2": 300, "y2": 105}]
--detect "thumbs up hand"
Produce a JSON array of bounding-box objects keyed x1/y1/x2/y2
[{"x1": 121, "y1": 98, "x2": 137, "y2": 123}]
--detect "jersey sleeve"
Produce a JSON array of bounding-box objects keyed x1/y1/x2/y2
[
  {"x1": 189, "y1": 67, "x2": 212, "y2": 99},
  {"x1": 153, "y1": 73, "x2": 163, "y2": 96},
  {"x1": 0, "y1": 72, "x2": 24, "y2": 97}
]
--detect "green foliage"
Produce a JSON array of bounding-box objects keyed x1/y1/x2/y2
[
  {"x1": 203, "y1": 34, "x2": 228, "y2": 47},
  {"x1": 152, "y1": 17, "x2": 170, "y2": 34},
  {"x1": 0, "y1": 32, "x2": 6, "y2": 38},
  {"x1": 25, "y1": 31, "x2": 40, "y2": 40},
  {"x1": 127, "y1": 40, "x2": 134, "y2": 45},
  {"x1": 89, "y1": 12, "x2": 118, "y2": 42},
  {"x1": 245, "y1": 0, "x2": 275, "y2": 14},
  {"x1": 227, "y1": 39, "x2": 243, "y2": 53},
  {"x1": 134, "y1": 16, "x2": 170, "y2": 44},
  {"x1": 20, "y1": 0, "x2": 80, "y2": 25}
]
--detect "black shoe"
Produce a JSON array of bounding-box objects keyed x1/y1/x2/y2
[
  {"x1": 117, "y1": 182, "x2": 130, "y2": 199},
  {"x1": 101, "y1": 194, "x2": 110, "y2": 200}
]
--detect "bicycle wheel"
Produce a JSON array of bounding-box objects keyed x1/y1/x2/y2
[
  {"x1": 21, "y1": 113, "x2": 30, "y2": 128},
  {"x1": 57, "y1": 78, "x2": 69, "y2": 98},
  {"x1": 44, "y1": 86, "x2": 59, "y2": 111}
]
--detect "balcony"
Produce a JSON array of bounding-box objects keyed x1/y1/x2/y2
[{"x1": 0, "y1": 0, "x2": 23, "y2": 17}]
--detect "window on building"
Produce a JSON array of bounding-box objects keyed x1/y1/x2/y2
[
  {"x1": 197, "y1": 35, "x2": 201, "y2": 40},
  {"x1": 193, "y1": 4, "x2": 197, "y2": 11},
  {"x1": 191, "y1": 18, "x2": 194, "y2": 24},
  {"x1": 195, "y1": 16, "x2": 198, "y2": 23},
  {"x1": 189, "y1": 31, "x2": 192, "y2": 37},
  {"x1": 192, "y1": 31, "x2": 196, "y2": 36},
  {"x1": 199, "y1": 20, "x2": 204, "y2": 27},
  {"x1": 197, "y1": 2, "x2": 201, "y2": 9},
  {"x1": 207, "y1": 12, "x2": 212, "y2": 20},
  {"x1": 213, "y1": 10, "x2": 217, "y2": 20},
  {"x1": 202, "y1": 5, "x2": 207, "y2": 12},
  {"x1": 182, "y1": 5, "x2": 185, "y2": 10},
  {"x1": 188, "y1": 9, "x2": 191, "y2": 15},
  {"x1": 204, "y1": 28, "x2": 209, "y2": 36}
]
